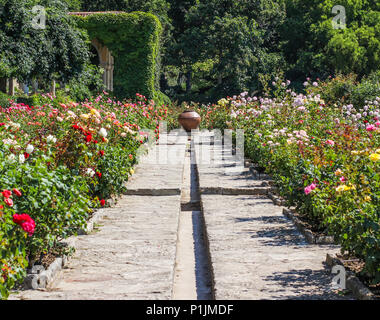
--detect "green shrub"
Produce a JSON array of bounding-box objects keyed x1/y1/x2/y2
[
  {"x1": 66, "y1": 64, "x2": 105, "y2": 102},
  {"x1": 16, "y1": 94, "x2": 43, "y2": 107},
  {"x1": 73, "y1": 12, "x2": 163, "y2": 101},
  {"x1": 0, "y1": 92, "x2": 13, "y2": 108},
  {"x1": 308, "y1": 73, "x2": 380, "y2": 107},
  {"x1": 350, "y1": 72, "x2": 380, "y2": 107}
]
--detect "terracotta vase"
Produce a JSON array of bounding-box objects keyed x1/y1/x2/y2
[{"x1": 178, "y1": 110, "x2": 201, "y2": 132}]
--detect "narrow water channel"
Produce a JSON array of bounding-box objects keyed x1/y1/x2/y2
[{"x1": 172, "y1": 137, "x2": 214, "y2": 300}]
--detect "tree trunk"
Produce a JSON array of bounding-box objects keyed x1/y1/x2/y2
[
  {"x1": 186, "y1": 70, "x2": 192, "y2": 93},
  {"x1": 8, "y1": 78, "x2": 15, "y2": 96},
  {"x1": 0, "y1": 78, "x2": 7, "y2": 93},
  {"x1": 51, "y1": 80, "x2": 56, "y2": 96},
  {"x1": 32, "y1": 79, "x2": 38, "y2": 94},
  {"x1": 177, "y1": 72, "x2": 183, "y2": 87},
  {"x1": 218, "y1": 73, "x2": 222, "y2": 85}
]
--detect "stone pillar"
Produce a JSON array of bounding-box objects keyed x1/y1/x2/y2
[{"x1": 91, "y1": 38, "x2": 114, "y2": 92}]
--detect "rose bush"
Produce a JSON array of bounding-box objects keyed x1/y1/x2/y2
[
  {"x1": 193, "y1": 80, "x2": 379, "y2": 284},
  {"x1": 0, "y1": 92, "x2": 169, "y2": 299}
]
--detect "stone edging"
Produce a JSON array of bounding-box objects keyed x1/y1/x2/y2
[
  {"x1": 282, "y1": 208, "x2": 335, "y2": 245},
  {"x1": 21, "y1": 196, "x2": 119, "y2": 291},
  {"x1": 325, "y1": 253, "x2": 375, "y2": 300},
  {"x1": 249, "y1": 164, "x2": 335, "y2": 245}
]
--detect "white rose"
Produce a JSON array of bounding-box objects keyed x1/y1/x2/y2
[
  {"x1": 98, "y1": 128, "x2": 108, "y2": 138},
  {"x1": 8, "y1": 154, "x2": 16, "y2": 162},
  {"x1": 26, "y1": 144, "x2": 34, "y2": 154},
  {"x1": 86, "y1": 168, "x2": 95, "y2": 177},
  {"x1": 19, "y1": 154, "x2": 25, "y2": 164},
  {"x1": 46, "y1": 135, "x2": 57, "y2": 144}
]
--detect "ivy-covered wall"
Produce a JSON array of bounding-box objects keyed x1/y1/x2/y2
[{"x1": 73, "y1": 12, "x2": 167, "y2": 103}]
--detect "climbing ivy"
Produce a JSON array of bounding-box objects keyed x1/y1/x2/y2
[{"x1": 73, "y1": 12, "x2": 169, "y2": 104}]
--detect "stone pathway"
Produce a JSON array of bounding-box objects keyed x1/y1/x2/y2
[
  {"x1": 194, "y1": 133, "x2": 352, "y2": 300},
  {"x1": 10, "y1": 130, "x2": 353, "y2": 300}
]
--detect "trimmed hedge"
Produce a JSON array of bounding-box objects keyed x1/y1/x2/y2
[{"x1": 73, "y1": 12, "x2": 166, "y2": 103}]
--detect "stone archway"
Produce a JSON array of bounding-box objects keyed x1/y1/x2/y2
[{"x1": 91, "y1": 38, "x2": 114, "y2": 92}]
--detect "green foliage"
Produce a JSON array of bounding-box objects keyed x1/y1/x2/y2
[
  {"x1": 281, "y1": 0, "x2": 380, "y2": 81},
  {"x1": 0, "y1": 92, "x2": 13, "y2": 108},
  {"x1": 66, "y1": 64, "x2": 105, "y2": 102},
  {"x1": 74, "y1": 12, "x2": 165, "y2": 101},
  {"x1": 308, "y1": 72, "x2": 380, "y2": 107},
  {"x1": 0, "y1": 0, "x2": 90, "y2": 83},
  {"x1": 166, "y1": 0, "x2": 286, "y2": 101}
]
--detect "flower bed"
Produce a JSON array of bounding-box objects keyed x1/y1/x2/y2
[
  {"x1": 0, "y1": 92, "x2": 168, "y2": 299},
  {"x1": 194, "y1": 82, "x2": 380, "y2": 285}
]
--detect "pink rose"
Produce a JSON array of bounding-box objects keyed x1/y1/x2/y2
[
  {"x1": 304, "y1": 186, "x2": 312, "y2": 195},
  {"x1": 366, "y1": 125, "x2": 376, "y2": 131}
]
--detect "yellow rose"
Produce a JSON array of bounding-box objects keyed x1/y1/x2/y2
[
  {"x1": 218, "y1": 98, "x2": 228, "y2": 106},
  {"x1": 376, "y1": 149, "x2": 380, "y2": 154},
  {"x1": 80, "y1": 114, "x2": 90, "y2": 120},
  {"x1": 369, "y1": 153, "x2": 380, "y2": 162},
  {"x1": 90, "y1": 109, "x2": 101, "y2": 118},
  {"x1": 334, "y1": 169, "x2": 343, "y2": 176},
  {"x1": 336, "y1": 185, "x2": 347, "y2": 192},
  {"x1": 103, "y1": 138, "x2": 109, "y2": 143},
  {"x1": 336, "y1": 184, "x2": 355, "y2": 192},
  {"x1": 129, "y1": 169, "x2": 134, "y2": 175},
  {"x1": 364, "y1": 196, "x2": 371, "y2": 202},
  {"x1": 351, "y1": 150, "x2": 359, "y2": 155}
]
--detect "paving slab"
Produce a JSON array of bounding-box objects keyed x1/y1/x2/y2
[
  {"x1": 10, "y1": 195, "x2": 181, "y2": 300},
  {"x1": 201, "y1": 195, "x2": 353, "y2": 300}
]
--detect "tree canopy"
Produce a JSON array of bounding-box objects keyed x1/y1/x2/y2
[
  {"x1": 1, "y1": 0, "x2": 379, "y2": 102},
  {"x1": 0, "y1": 0, "x2": 90, "y2": 83}
]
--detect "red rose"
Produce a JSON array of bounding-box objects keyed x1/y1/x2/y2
[
  {"x1": 99, "y1": 150, "x2": 105, "y2": 156},
  {"x1": 5, "y1": 198, "x2": 13, "y2": 207},
  {"x1": 85, "y1": 135, "x2": 92, "y2": 143},
  {"x1": 100, "y1": 199, "x2": 105, "y2": 206},
  {"x1": 24, "y1": 152, "x2": 30, "y2": 159},
  {"x1": 2, "y1": 190, "x2": 12, "y2": 198},
  {"x1": 129, "y1": 154, "x2": 133, "y2": 160},
  {"x1": 93, "y1": 140, "x2": 98, "y2": 144},
  {"x1": 13, "y1": 214, "x2": 35, "y2": 236},
  {"x1": 13, "y1": 189, "x2": 22, "y2": 197},
  {"x1": 96, "y1": 171, "x2": 102, "y2": 178}
]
